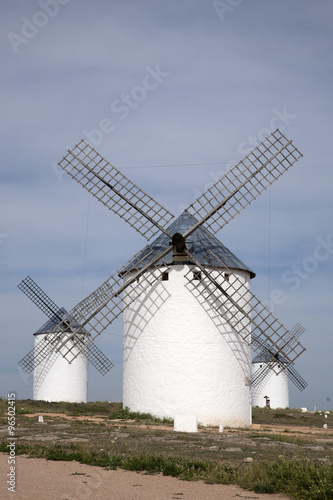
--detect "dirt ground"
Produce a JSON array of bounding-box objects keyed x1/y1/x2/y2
[
  {"x1": 0, "y1": 453, "x2": 291, "y2": 500},
  {"x1": 20, "y1": 411, "x2": 333, "y2": 436},
  {"x1": 2, "y1": 408, "x2": 331, "y2": 500}
]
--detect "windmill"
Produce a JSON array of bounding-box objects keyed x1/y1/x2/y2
[
  {"x1": 18, "y1": 276, "x2": 113, "y2": 402},
  {"x1": 251, "y1": 323, "x2": 307, "y2": 409},
  {"x1": 18, "y1": 129, "x2": 306, "y2": 426}
]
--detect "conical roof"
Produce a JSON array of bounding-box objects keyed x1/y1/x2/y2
[
  {"x1": 252, "y1": 352, "x2": 287, "y2": 364},
  {"x1": 125, "y1": 211, "x2": 255, "y2": 278},
  {"x1": 34, "y1": 307, "x2": 88, "y2": 335}
]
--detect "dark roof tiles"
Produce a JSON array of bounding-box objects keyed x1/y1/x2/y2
[
  {"x1": 34, "y1": 307, "x2": 88, "y2": 335},
  {"x1": 125, "y1": 211, "x2": 255, "y2": 278}
]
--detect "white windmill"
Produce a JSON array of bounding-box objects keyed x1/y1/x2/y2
[
  {"x1": 251, "y1": 323, "x2": 307, "y2": 409},
  {"x1": 19, "y1": 129, "x2": 307, "y2": 426},
  {"x1": 18, "y1": 276, "x2": 113, "y2": 402}
]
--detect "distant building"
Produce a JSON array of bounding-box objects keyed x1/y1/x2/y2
[
  {"x1": 251, "y1": 352, "x2": 289, "y2": 409},
  {"x1": 33, "y1": 308, "x2": 88, "y2": 402}
]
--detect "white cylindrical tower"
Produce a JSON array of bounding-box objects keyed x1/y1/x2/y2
[
  {"x1": 122, "y1": 212, "x2": 255, "y2": 427},
  {"x1": 33, "y1": 317, "x2": 88, "y2": 403},
  {"x1": 251, "y1": 356, "x2": 289, "y2": 409}
]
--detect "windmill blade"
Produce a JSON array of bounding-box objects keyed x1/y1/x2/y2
[
  {"x1": 289, "y1": 322, "x2": 305, "y2": 340},
  {"x1": 18, "y1": 276, "x2": 84, "y2": 333},
  {"x1": 18, "y1": 332, "x2": 61, "y2": 374},
  {"x1": 184, "y1": 248, "x2": 305, "y2": 374},
  {"x1": 18, "y1": 329, "x2": 114, "y2": 376},
  {"x1": 58, "y1": 140, "x2": 174, "y2": 240},
  {"x1": 17, "y1": 280, "x2": 85, "y2": 372},
  {"x1": 184, "y1": 129, "x2": 302, "y2": 239},
  {"x1": 287, "y1": 364, "x2": 308, "y2": 391},
  {"x1": 251, "y1": 323, "x2": 307, "y2": 390},
  {"x1": 17, "y1": 282, "x2": 81, "y2": 373},
  {"x1": 251, "y1": 323, "x2": 306, "y2": 389},
  {"x1": 251, "y1": 363, "x2": 272, "y2": 388},
  {"x1": 46, "y1": 244, "x2": 173, "y2": 363},
  {"x1": 251, "y1": 359, "x2": 307, "y2": 392},
  {"x1": 251, "y1": 334, "x2": 274, "y2": 353},
  {"x1": 70, "y1": 335, "x2": 114, "y2": 376},
  {"x1": 87, "y1": 341, "x2": 114, "y2": 375},
  {"x1": 18, "y1": 276, "x2": 63, "y2": 321},
  {"x1": 18, "y1": 327, "x2": 86, "y2": 373},
  {"x1": 18, "y1": 245, "x2": 173, "y2": 370},
  {"x1": 18, "y1": 277, "x2": 114, "y2": 375},
  {"x1": 285, "y1": 322, "x2": 305, "y2": 347},
  {"x1": 252, "y1": 323, "x2": 305, "y2": 361}
]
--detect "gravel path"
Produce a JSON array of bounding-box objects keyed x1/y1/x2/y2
[{"x1": 0, "y1": 453, "x2": 291, "y2": 500}]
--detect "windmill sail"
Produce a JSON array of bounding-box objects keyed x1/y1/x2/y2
[
  {"x1": 184, "y1": 129, "x2": 302, "y2": 238},
  {"x1": 58, "y1": 140, "x2": 174, "y2": 240},
  {"x1": 17, "y1": 277, "x2": 114, "y2": 375},
  {"x1": 251, "y1": 323, "x2": 307, "y2": 391},
  {"x1": 184, "y1": 248, "x2": 306, "y2": 375},
  {"x1": 39, "y1": 129, "x2": 305, "y2": 381},
  {"x1": 18, "y1": 276, "x2": 63, "y2": 321},
  {"x1": 46, "y1": 246, "x2": 172, "y2": 363}
]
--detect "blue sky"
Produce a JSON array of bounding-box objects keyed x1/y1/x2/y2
[{"x1": 1, "y1": 0, "x2": 332, "y2": 410}]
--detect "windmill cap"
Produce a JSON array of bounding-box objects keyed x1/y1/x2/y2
[
  {"x1": 123, "y1": 211, "x2": 255, "y2": 278},
  {"x1": 252, "y1": 352, "x2": 288, "y2": 364},
  {"x1": 33, "y1": 307, "x2": 88, "y2": 335}
]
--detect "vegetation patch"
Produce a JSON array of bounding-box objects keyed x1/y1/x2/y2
[
  {"x1": 252, "y1": 407, "x2": 332, "y2": 428},
  {"x1": 239, "y1": 458, "x2": 333, "y2": 499},
  {"x1": 0, "y1": 398, "x2": 122, "y2": 417},
  {"x1": 108, "y1": 406, "x2": 174, "y2": 424}
]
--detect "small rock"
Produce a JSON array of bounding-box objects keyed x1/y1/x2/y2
[{"x1": 243, "y1": 457, "x2": 254, "y2": 463}]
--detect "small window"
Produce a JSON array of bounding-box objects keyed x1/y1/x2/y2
[
  {"x1": 193, "y1": 271, "x2": 201, "y2": 281},
  {"x1": 224, "y1": 273, "x2": 230, "y2": 282},
  {"x1": 162, "y1": 272, "x2": 169, "y2": 281}
]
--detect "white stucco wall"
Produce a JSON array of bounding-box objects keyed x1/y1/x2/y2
[
  {"x1": 251, "y1": 361, "x2": 289, "y2": 409},
  {"x1": 33, "y1": 332, "x2": 88, "y2": 403},
  {"x1": 123, "y1": 264, "x2": 252, "y2": 427}
]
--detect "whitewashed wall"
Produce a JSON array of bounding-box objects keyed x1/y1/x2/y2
[
  {"x1": 251, "y1": 361, "x2": 289, "y2": 409},
  {"x1": 123, "y1": 264, "x2": 252, "y2": 427},
  {"x1": 33, "y1": 332, "x2": 88, "y2": 402}
]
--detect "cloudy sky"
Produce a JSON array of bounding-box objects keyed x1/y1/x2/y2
[{"x1": 1, "y1": 0, "x2": 332, "y2": 411}]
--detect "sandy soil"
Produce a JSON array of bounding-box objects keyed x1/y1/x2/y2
[{"x1": 0, "y1": 453, "x2": 291, "y2": 500}]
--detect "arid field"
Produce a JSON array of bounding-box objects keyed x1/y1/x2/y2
[{"x1": 1, "y1": 400, "x2": 332, "y2": 499}]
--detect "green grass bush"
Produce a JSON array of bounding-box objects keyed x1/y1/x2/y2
[
  {"x1": 108, "y1": 406, "x2": 173, "y2": 424},
  {"x1": 240, "y1": 458, "x2": 333, "y2": 499}
]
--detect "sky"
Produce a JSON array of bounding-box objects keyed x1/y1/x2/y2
[{"x1": 1, "y1": 0, "x2": 332, "y2": 411}]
